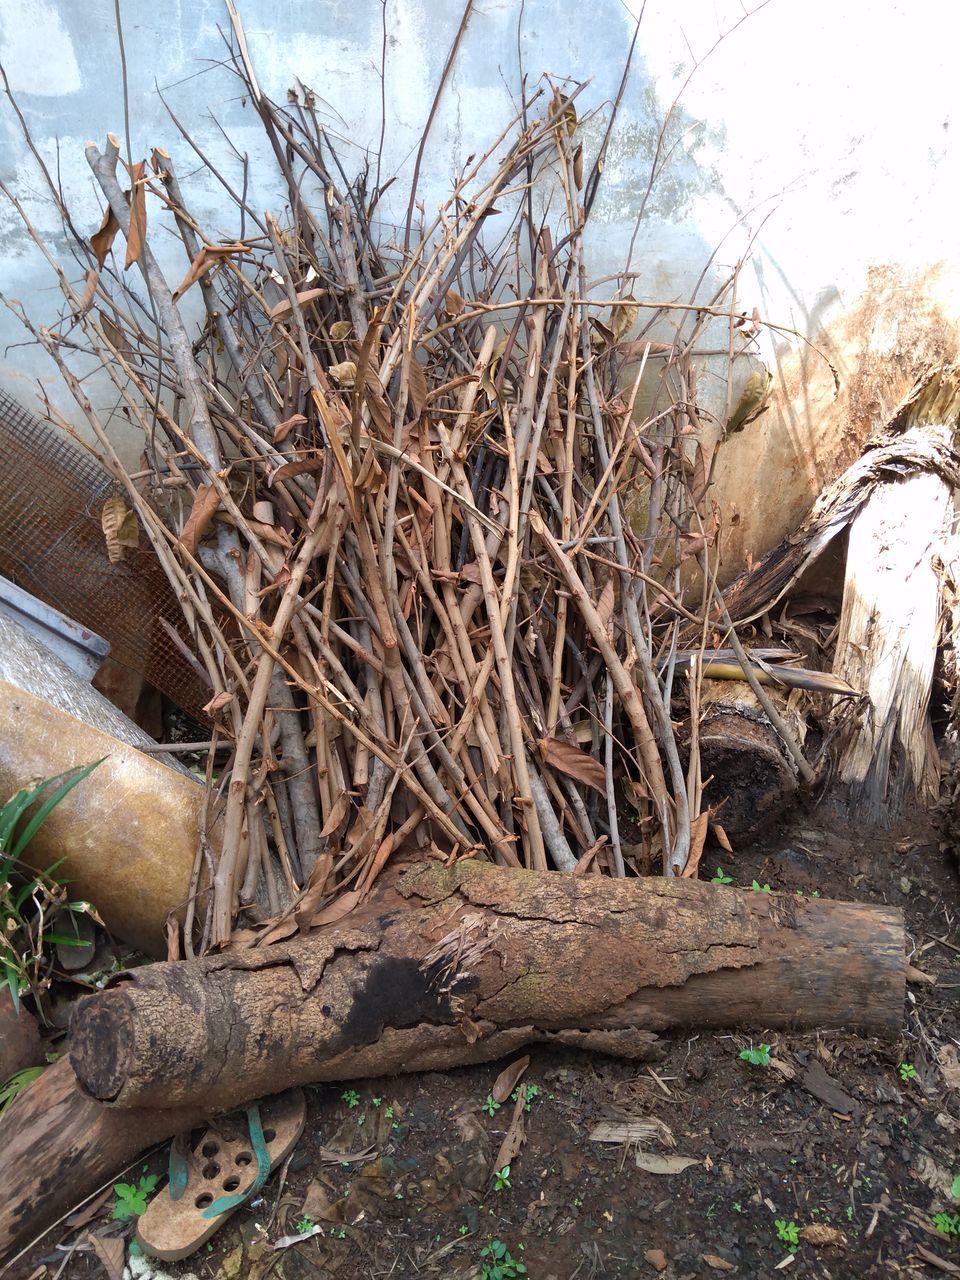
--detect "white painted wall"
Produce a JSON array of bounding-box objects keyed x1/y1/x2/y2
[{"x1": 1, "y1": 0, "x2": 958, "y2": 567}]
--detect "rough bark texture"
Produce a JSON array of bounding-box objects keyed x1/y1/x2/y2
[
  {"x1": 69, "y1": 861, "x2": 905, "y2": 1113},
  {"x1": 0, "y1": 1056, "x2": 208, "y2": 1268},
  {"x1": 695, "y1": 678, "x2": 806, "y2": 840},
  {"x1": 0, "y1": 861, "x2": 905, "y2": 1265}
]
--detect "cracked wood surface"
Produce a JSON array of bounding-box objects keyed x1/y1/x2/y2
[{"x1": 69, "y1": 862, "x2": 904, "y2": 1112}]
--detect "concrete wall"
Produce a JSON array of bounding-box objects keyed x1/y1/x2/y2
[{"x1": 1, "y1": 0, "x2": 958, "y2": 572}]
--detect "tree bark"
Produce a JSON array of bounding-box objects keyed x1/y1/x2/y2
[
  {"x1": 0, "y1": 1056, "x2": 207, "y2": 1268},
  {"x1": 69, "y1": 861, "x2": 904, "y2": 1113},
  {"x1": 0, "y1": 861, "x2": 905, "y2": 1265}
]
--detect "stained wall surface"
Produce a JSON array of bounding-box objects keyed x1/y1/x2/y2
[{"x1": 2, "y1": 0, "x2": 958, "y2": 573}]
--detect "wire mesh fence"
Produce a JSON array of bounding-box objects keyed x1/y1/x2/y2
[{"x1": 0, "y1": 387, "x2": 209, "y2": 720}]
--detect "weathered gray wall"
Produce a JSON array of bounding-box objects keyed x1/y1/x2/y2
[{"x1": 2, "y1": 0, "x2": 959, "y2": 568}]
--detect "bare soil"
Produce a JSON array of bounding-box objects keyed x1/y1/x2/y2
[{"x1": 15, "y1": 803, "x2": 960, "y2": 1280}]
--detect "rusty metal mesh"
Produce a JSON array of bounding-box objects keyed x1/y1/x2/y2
[{"x1": 0, "y1": 388, "x2": 209, "y2": 720}]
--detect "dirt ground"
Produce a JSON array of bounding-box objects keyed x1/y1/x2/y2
[{"x1": 13, "y1": 802, "x2": 960, "y2": 1280}]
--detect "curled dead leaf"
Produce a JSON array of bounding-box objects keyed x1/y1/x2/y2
[
  {"x1": 329, "y1": 360, "x2": 358, "y2": 388},
  {"x1": 179, "y1": 483, "x2": 222, "y2": 557},
  {"x1": 609, "y1": 296, "x2": 639, "y2": 342},
  {"x1": 101, "y1": 496, "x2": 139, "y2": 563},
  {"x1": 90, "y1": 205, "x2": 120, "y2": 268},
  {"x1": 124, "y1": 160, "x2": 147, "y2": 270},
  {"x1": 172, "y1": 242, "x2": 247, "y2": 301},
  {"x1": 799, "y1": 1224, "x2": 846, "y2": 1247},
  {"x1": 330, "y1": 319, "x2": 353, "y2": 341},
  {"x1": 203, "y1": 690, "x2": 234, "y2": 716},
  {"x1": 273, "y1": 412, "x2": 308, "y2": 443},
  {"x1": 268, "y1": 286, "x2": 326, "y2": 321}
]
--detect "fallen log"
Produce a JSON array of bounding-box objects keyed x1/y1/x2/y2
[
  {"x1": 0, "y1": 1056, "x2": 208, "y2": 1269},
  {"x1": 70, "y1": 860, "x2": 904, "y2": 1112},
  {"x1": 0, "y1": 860, "x2": 904, "y2": 1264}
]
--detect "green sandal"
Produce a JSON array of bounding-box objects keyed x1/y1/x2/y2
[{"x1": 136, "y1": 1087, "x2": 306, "y2": 1261}]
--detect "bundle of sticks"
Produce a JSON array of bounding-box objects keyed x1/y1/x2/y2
[{"x1": 0, "y1": 42, "x2": 814, "y2": 952}]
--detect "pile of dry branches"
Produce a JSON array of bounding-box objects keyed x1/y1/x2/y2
[{"x1": 0, "y1": 25, "x2": 810, "y2": 953}]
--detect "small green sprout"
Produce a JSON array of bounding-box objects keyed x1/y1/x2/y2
[
  {"x1": 846, "y1": 1205, "x2": 854, "y2": 1221},
  {"x1": 510, "y1": 1083, "x2": 540, "y2": 1112},
  {"x1": 898, "y1": 1062, "x2": 918, "y2": 1083},
  {"x1": 384, "y1": 1105, "x2": 394, "y2": 1119},
  {"x1": 494, "y1": 1165, "x2": 512, "y2": 1192},
  {"x1": 372, "y1": 1096, "x2": 382, "y2": 1107},
  {"x1": 711, "y1": 867, "x2": 733, "y2": 885},
  {"x1": 739, "y1": 1043, "x2": 772, "y2": 1067},
  {"x1": 751, "y1": 880, "x2": 772, "y2": 893},
  {"x1": 733, "y1": 1202, "x2": 742, "y2": 1213},
  {"x1": 341, "y1": 1088, "x2": 360, "y2": 1108},
  {"x1": 482, "y1": 1094, "x2": 501, "y2": 1117},
  {"x1": 458, "y1": 1224, "x2": 470, "y2": 1235},
  {"x1": 480, "y1": 1239, "x2": 527, "y2": 1279},
  {"x1": 112, "y1": 1173, "x2": 159, "y2": 1221},
  {"x1": 357, "y1": 1114, "x2": 365, "y2": 1126},
  {"x1": 296, "y1": 1216, "x2": 316, "y2": 1234},
  {"x1": 775, "y1": 1219, "x2": 799, "y2": 1251},
  {"x1": 933, "y1": 1212, "x2": 960, "y2": 1236}
]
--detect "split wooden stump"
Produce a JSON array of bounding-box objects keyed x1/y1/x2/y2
[{"x1": 0, "y1": 860, "x2": 904, "y2": 1264}]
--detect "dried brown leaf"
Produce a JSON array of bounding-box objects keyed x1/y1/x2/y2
[
  {"x1": 203, "y1": 690, "x2": 234, "y2": 715},
  {"x1": 319, "y1": 792, "x2": 349, "y2": 838},
  {"x1": 573, "y1": 144, "x2": 584, "y2": 189},
  {"x1": 406, "y1": 353, "x2": 428, "y2": 419},
  {"x1": 634, "y1": 1152, "x2": 699, "y2": 1174},
  {"x1": 937, "y1": 1044, "x2": 960, "y2": 1091},
  {"x1": 702, "y1": 1256, "x2": 736, "y2": 1272},
  {"x1": 65, "y1": 1187, "x2": 112, "y2": 1229},
  {"x1": 268, "y1": 286, "x2": 325, "y2": 321},
  {"x1": 124, "y1": 160, "x2": 147, "y2": 270},
  {"x1": 90, "y1": 205, "x2": 119, "y2": 268},
  {"x1": 712, "y1": 821, "x2": 733, "y2": 853},
  {"x1": 493, "y1": 1086, "x2": 527, "y2": 1175},
  {"x1": 172, "y1": 242, "x2": 247, "y2": 301},
  {"x1": 86, "y1": 1233, "x2": 125, "y2": 1280},
  {"x1": 799, "y1": 1224, "x2": 846, "y2": 1247},
  {"x1": 270, "y1": 456, "x2": 325, "y2": 485},
  {"x1": 273, "y1": 412, "x2": 308, "y2": 444},
  {"x1": 539, "y1": 736, "x2": 605, "y2": 794},
  {"x1": 180, "y1": 483, "x2": 222, "y2": 556},
  {"x1": 596, "y1": 577, "x2": 615, "y2": 631},
  {"x1": 444, "y1": 289, "x2": 465, "y2": 316},
  {"x1": 330, "y1": 320, "x2": 353, "y2": 341},
  {"x1": 79, "y1": 267, "x2": 99, "y2": 313},
  {"x1": 329, "y1": 360, "x2": 358, "y2": 388},
  {"x1": 99, "y1": 313, "x2": 135, "y2": 359},
  {"x1": 101, "y1": 495, "x2": 136, "y2": 563},
  {"x1": 492, "y1": 1055, "x2": 530, "y2": 1104},
  {"x1": 310, "y1": 888, "x2": 361, "y2": 929},
  {"x1": 681, "y1": 811, "x2": 710, "y2": 879},
  {"x1": 609, "y1": 296, "x2": 639, "y2": 342}
]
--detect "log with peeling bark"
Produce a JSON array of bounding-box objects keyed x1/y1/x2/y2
[
  {"x1": 69, "y1": 860, "x2": 904, "y2": 1112},
  {"x1": 0, "y1": 1056, "x2": 208, "y2": 1268},
  {"x1": 0, "y1": 860, "x2": 904, "y2": 1264}
]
